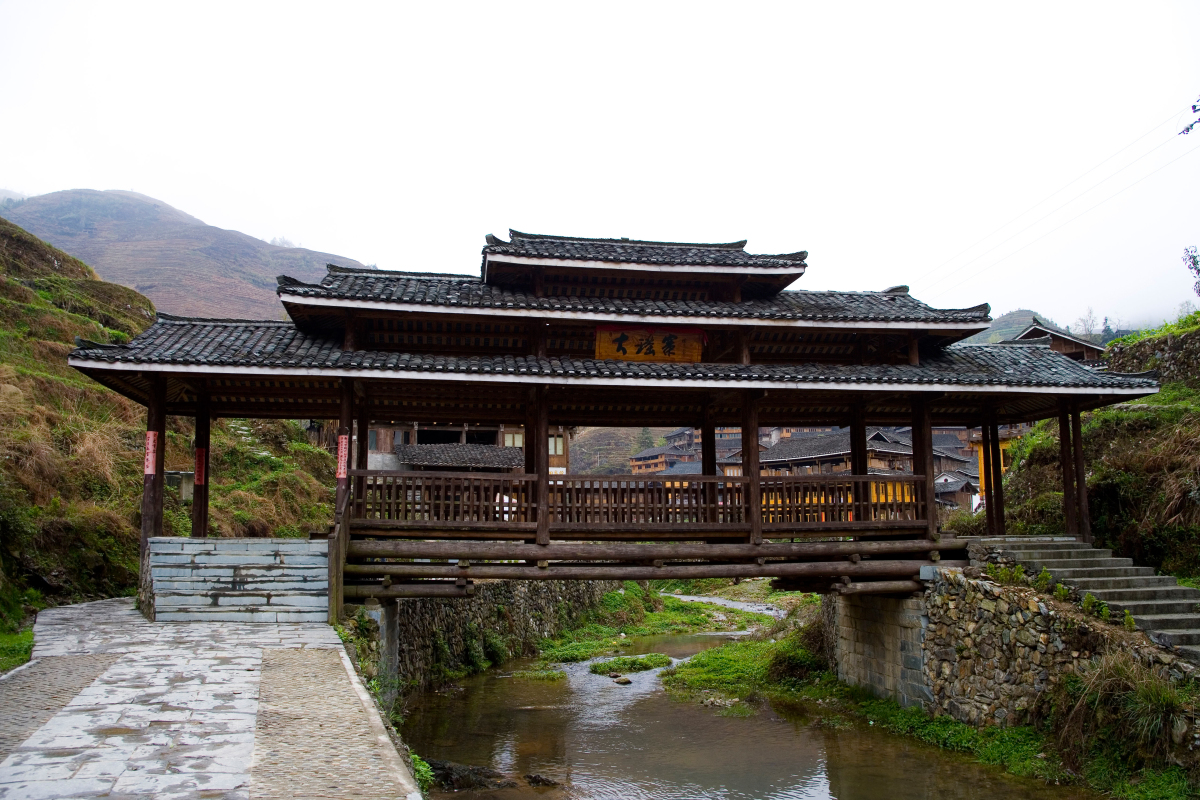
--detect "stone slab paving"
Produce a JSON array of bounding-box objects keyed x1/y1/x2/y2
[{"x1": 0, "y1": 598, "x2": 420, "y2": 800}]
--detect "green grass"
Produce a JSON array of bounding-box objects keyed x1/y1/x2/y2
[
  {"x1": 0, "y1": 628, "x2": 33, "y2": 672},
  {"x1": 588, "y1": 653, "x2": 671, "y2": 674},
  {"x1": 511, "y1": 669, "x2": 567, "y2": 681},
  {"x1": 536, "y1": 582, "x2": 770, "y2": 665},
  {"x1": 1109, "y1": 309, "x2": 1200, "y2": 347}
]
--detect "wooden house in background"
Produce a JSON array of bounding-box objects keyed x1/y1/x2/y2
[{"x1": 1012, "y1": 318, "x2": 1104, "y2": 362}]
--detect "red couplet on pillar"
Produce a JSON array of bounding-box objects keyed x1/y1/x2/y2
[
  {"x1": 144, "y1": 431, "x2": 158, "y2": 475},
  {"x1": 336, "y1": 434, "x2": 349, "y2": 479},
  {"x1": 194, "y1": 448, "x2": 207, "y2": 485}
]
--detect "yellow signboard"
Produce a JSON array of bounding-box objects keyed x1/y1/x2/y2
[{"x1": 595, "y1": 326, "x2": 705, "y2": 363}]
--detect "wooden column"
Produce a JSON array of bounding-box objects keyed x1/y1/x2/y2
[
  {"x1": 343, "y1": 311, "x2": 358, "y2": 351},
  {"x1": 336, "y1": 378, "x2": 353, "y2": 511},
  {"x1": 139, "y1": 375, "x2": 166, "y2": 616},
  {"x1": 741, "y1": 390, "x2": 762, "y2": 545},
  {"x1": 850, "y1": 403, "x2": 868, "y2": 522},
  {"x1": 524, "y1": 387, "x2": 538, "y2": 475},
  {"x1": 910, "y1": 396, "x2": 936, "y2": 537},
  {"x1": 530, "y1": 322, "x2": 548, "y2": 359},
  {"x1": 1072, "y1": 406, "x2": 1093, "y2": 543},
  {"x1": 191, "y1": 389, "x2": 210, "y2": 538},
  {"x1": 737, "y1": 330, "x2": 752, "y2": 365},
  {"x1": 702, "y1": 404, "x2": 717, "y2": 523},
  {"x1": 356, "y1": 389, "x2": 370, "y2": 471},
  {"x1": 1058, "y1": 399, "x2": 1078, "y2": 539},
  {"x1": 981, "y1": 421, "x2": 996, "y2": 535},
  {"x1": 534, "y1": 385, "x2": 550, "y2": 545},
  {"x1": 987, "y1": 410, "x2": 1007, "y2": 536}
]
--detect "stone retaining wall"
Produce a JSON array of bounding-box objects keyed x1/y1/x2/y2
[
  {"x1": 830, "y1": 568, "x2": 1195, "y2": 727},
  {"x1": 1107, "y1": 328, "x2": 1198, "y2": 385},
  {"x1": 353, "y1": 580, "x2": 621, "y2": 693}
]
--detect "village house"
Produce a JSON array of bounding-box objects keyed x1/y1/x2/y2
[
  {"x1": 1012, "y1": 317, "x2": 1105, "y2": 361},
  {"x1": 759, "y1": 428, "x2": 972, "y2": 476}
]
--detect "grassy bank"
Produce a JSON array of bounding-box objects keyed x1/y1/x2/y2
[
  {"x1": 653, "y1": 576, "x2": 815, "y2": 613},
  {"x1": 536, "y1": 581, "x2": 771, "y2": 664},
  {"x1": 662, "y1": 625, "x2": 1197, "y2": 800}
]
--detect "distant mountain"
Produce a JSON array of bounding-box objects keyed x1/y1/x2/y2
[
  {"x1": 1, "y1": 189, "x2": 367, "y2": 319},
  {"x1": 570, "y1": 427, "x2": 677, "y2": 474},
  {"x1": 959, "y1": 308, "x2": 1073, "y2": 345}
]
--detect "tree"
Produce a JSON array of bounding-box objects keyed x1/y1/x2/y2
[
  {"x1": 1184, "y1": 246, "x2": 1200, "y2": 297},
  {"x1": 1181, "y1": 96, "x2": 1200, "y2": 135},
  {"x1": 1074, "y1": 306, "x2": 1099, "y2": 338},
  {"x1": 631, "y1": 427, "x2": 655, "y2": 455}
]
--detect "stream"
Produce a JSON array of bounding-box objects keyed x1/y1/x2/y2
[{"x1": 401, "y1": 600, "x2": 1098, "y2": 800}]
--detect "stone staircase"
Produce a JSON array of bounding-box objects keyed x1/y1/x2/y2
[
  {"x1": 990, "y1": 538, "x2": 1200, "y2": 661},
  {"x1": 148, "y1": 537, "x2": 328, "y2": 622}
]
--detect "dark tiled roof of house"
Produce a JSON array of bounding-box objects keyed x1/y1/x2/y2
[
  {"x1": 69, "y1": 317, "x2": 1159, "y2": 392},
  {"x1": 276, "y1": 267, "x2": 991, "y2": 325},
  {"x1": 762, "y1": 427, "x2": 970, "y2": 464},
  {"x1": 393, "y1": 444, "x2": 524, "y2": 469},
  {"x1": 935, "y1": 477, "x2": 976, "y2": 494},
  {"x1": 631, "y1": 444, "x2": 690, "y2": 460},
  {"x1": 484, "y1": 230, "x2": 807, "y2": 269}
]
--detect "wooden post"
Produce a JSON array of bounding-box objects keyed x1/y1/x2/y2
[
  {"x1": 1058, "y1": 399, "x2": 1078, "y2": 539},
  {"x1": 910, "y1": 396, "x2": 936, "y2": 538},
  {"x1": 737, "y1": 330, "x2": 752, "y2": 365},
  {"x1": 530, "y1": 322, "x2": 548, "y2": 359},
  {"x1": 981, "y1": 421, "x2": 996, "y2": 536},
  {"x1": 741, "y1": 390, "x2": 762, "y2": 545},
  {"x1": 191, "y1": 389, "x2": 210, "y2": 538},
  {"x1": 356, "y1": 389, "x2": 370, "y2": 471},
  {"x1": 987, "y1": 411, "x2": 1007, "y2": 536},
  {"x1": 702, "y1": 404, "x2": 717, "y2": 522},
  {"x1": 343, "y1": 311, "x2": 358, "y2": 351},
  {"x1": 534, "y1": 385, "x2": 550, "y2": 545},
  {"x1": 139, "y1": 374, "x2": 166, "y2": 617},
  {"x1": 850, "y1": 403, "x2": 868, "y2": 521},
  {"x1": 336, "y1": 378, "x2": 353, "y2": 510},
  {"x1": 1072, "y1": 405, "x2": 1093, "y2": 543},
  {"x1": 908, "y1": 334, "x2": 920, "y2": 366}
]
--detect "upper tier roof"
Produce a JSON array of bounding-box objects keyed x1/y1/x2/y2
[
  {"x1": 277, "y1": 267, "x2": 992, "y2": 329},
  {"x1": 483, "y1": 229, "x2": 808, "y2": 270}
]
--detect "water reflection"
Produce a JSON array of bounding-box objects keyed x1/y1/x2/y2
[{"x1": 401, "y1": 634, "x2": 1096, "y2": 800}]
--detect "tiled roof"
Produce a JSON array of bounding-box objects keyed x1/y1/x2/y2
[
  {"x1": 631, "y1": 444, "x2": 690, "y2": 460},
  {"x1": 69, "y1": 317, "x2": 1159, "y2": 392},
  {"x1": 393, "y1": 444, "x2": 524, "y2": 469},
  {"x1": 935, "y1": 478, "x2": 975, "y2": 494},
  {"x1": 484, "y1": 230, "x2": 807, "y2": 269},
  {"x1": 276, "y1": 267, "x2": 991, "y2": 326},
  {"x1": 762, "y1": 427, "x2": 970, "y2": 464}
]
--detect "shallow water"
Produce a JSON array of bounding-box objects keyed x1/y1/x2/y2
[{"x1": 401, "y1": 633, "x2": 1097, "y2": 800}]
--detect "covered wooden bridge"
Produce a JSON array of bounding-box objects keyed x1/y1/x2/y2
[{"x1": 68, "y1": 231, "x2": 1158, "y2": 621}]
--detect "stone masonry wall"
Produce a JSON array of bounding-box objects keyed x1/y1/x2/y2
[
  {"x1": 1107, "y1": 328, "x2": 1200, "y2": 386},
  {"x1": 830, "y1": 569, "x2": 1197, "y2": 728},
  {"x1": 353, "y1": 580, "x2": 621, "y2": 692},
  {"x1": 830, "y1": 594, "x2": 931, "y2": 709}
]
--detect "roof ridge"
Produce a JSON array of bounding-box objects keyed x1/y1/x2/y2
[
  {"x1": 501, "y1": 229, "x2": 750, "y2": 251},
  {"x1": 155, "y1": 312, "x2": 293, "y2": 325},
  {"x1": 325, "y1": 265, "x2": 479, "y2": 281}
]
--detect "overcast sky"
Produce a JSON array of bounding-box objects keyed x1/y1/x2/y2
[{"x1": 2, "y1": 1, "x2": 1199, "y2": 329}]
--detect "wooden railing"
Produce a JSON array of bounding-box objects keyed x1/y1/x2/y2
[
  {"x1": 760, "y1": 475, "x2": 926, "y2": 531},
  {"x1": 547, "y1": 475, "x2": 747, "y2": 531},
  {"x1": 346, "y1": 470, "x2": 927, "y2": 536},
  {"x1": 348, "y1": 470, "x2": 537, "y2": 532}
]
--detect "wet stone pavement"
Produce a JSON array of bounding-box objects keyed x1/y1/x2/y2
[{"x1": 0, "y1": 598, "x2": 420, "y2": 800}]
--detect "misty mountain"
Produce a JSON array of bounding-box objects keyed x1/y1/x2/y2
[
  {"x1": 959, "y1": 308, "x2": 1070, "y2": 345},
  {"x1": 0, "y1": 189, "x2": 367, "y2": 319}
]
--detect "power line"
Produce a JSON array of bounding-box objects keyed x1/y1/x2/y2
[
  {"x1": 914, "y1": 106, "x2": 1188, "y2": 284},
  {"x1": 930, "y1": 139, "x2": 1200, "y2": 301}
]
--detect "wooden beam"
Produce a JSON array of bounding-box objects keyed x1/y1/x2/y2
[
  {"x1": 191, "y1": 388, "x2": 210, "y2": 538},
  {"x1": 911, "y1": 395, "x2": 937, "y2": 537},
  {"x1": 339, "y1": 559, "x2": 964, "y2": 581},
  {"x1": 981, "y1": 421, "x2": 996, "y2": 536},
  {"x1": 836, "y1": 580, "x2": 924, "y2": 596},
  {"x1": 535, "y1": 385, "x2": 550, "y2": 545},
  {"x1": 344, "y1": 583, "x2": 475, "y2": 599},
  {"x1": 346, "y1": 538, "x2": 969, "y2": 562},
  {"x1": 1072, "y1": 405, "x2": 1093, "y2": 543},
  {"x1": 1058, "y1": 399, "x2": 1078, "y2": 538}
]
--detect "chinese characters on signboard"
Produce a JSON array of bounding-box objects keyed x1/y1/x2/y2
[{"x1": 595, "y1": 326, "x2": 704, "y2": 363}]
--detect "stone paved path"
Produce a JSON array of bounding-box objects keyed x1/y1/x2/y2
[{"x1": 0, "y1": 599, "x2": 421, "y2": 800}]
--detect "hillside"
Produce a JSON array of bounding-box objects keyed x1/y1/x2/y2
[
  {"x1": 959, "y1": 308, "x2": 1067, "y2": 344},
  {"x1": 570, "y1": 426, "x2": 676, "y2": 473},
  {"x1": 1, "y1": 190, "x2": 367, "y2": 319},
  {"x1": 0, "y1": 217, "x2": 335, "y2": 631}
]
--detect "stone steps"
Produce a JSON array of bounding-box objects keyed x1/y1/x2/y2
[
  {"x1": 148, "y1": 537, "x2": 328, "y2": 623},
  {"x1": 992, "y1": 537, "x2": 1200, "y2": 663}
]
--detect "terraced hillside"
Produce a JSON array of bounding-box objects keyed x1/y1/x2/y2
[{"x1": 1, "y1": 190, "x2": 367, "y2": 319}]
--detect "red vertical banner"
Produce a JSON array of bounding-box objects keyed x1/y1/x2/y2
[
  {"x1": 336, "y1": 434, "x2": 349, "y2": 479},
  {"x1": 194, "y1": 448, "x2": 207, "y2": 486},
  {"x1": 144, "y1": 431, "x2": 158, "y2": 475}
]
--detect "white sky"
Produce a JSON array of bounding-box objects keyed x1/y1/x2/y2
[{"x1": 2, "y1": 1, "x2": 1199, "y2": 330}]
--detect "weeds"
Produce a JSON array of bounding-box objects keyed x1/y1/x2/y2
[
  {"x1": 588, "y1": 653, "x2": 671, "y2": 674},
  {"x1": 511, "y1": 669, "x2": 567, "y2": 681}
]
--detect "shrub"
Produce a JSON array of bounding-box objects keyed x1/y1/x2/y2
[
  {"x1": 1033, "y1": 567, "x2": 1054, "y2": 592},
  {"x1": 1082, "y1": 593, "x2": 1098, "y2": 614},
  {"x1": 1124, "y1": 609, "x2": 1137, "y2": 631},
  {"x1": 1054, "y1": 583, "x2": 1070, "y2": 601},
  {"x1": 410, "y1": 753, "x2": 435, "y2": 793}
]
